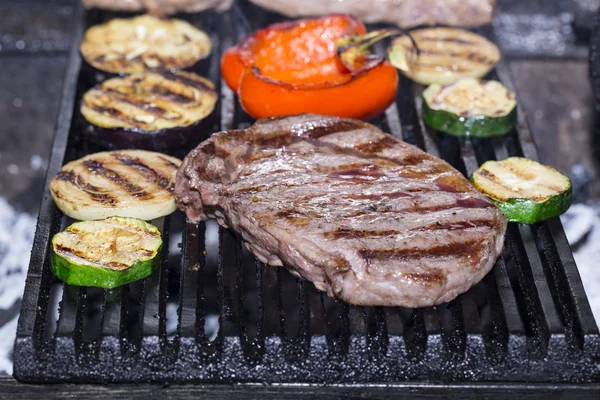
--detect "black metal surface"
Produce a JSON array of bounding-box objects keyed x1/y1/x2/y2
[{"x1": 13, "y1": 1, "x2": 600, "y2": 389}]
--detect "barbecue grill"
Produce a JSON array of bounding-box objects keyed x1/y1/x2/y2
[{"x1": 13, "y1": 0, "x2": 600, "y2": 393}]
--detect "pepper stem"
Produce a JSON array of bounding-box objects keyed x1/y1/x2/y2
[{"x1": 336, "y1": 29, "x2": 420, "y2": 72}]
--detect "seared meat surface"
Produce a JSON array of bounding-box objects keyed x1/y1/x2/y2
[
  {"x1": 82, "y1": 0, "x2": 232, "y2": 15},
  {"x1": 249, "y1": 0, "x2": 496, "y2": 28},
  {"x1": 175, "y1": 114, "x2": 506, "y2": 307}
]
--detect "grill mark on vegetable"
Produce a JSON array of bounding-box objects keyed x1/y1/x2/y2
[
  {"x1": 84, "y1": 101, "x2": 140, "y2": 126},
  {"x1": 358, "y1": 239, "x2": 483, "y2": 261},
  {"x1": 158, "y1": 155, "x2": 180, "y2": 169},
  {"x1": 111, "y1": 153, "x2": 174, "y2": 191},
  {"x1": 83, "y1": 159, "x2": 153, "y2": 199},
  {"x1": 151, "y1": 84, "x2": 195, "y2": 103},
  {"x1": 54, "y1": 243, "x2": 130, "y2": 270},
  {"x1": 417, "y1": 36, "x2": 476, "y2": 46},
  {"x1": 416, "y1": 49, "x2": 493, "y2": 64},
  {"x1": 55, "y1": 170, "x2": 118, "y2": 205},
  {"x1": 413, "y1": 63, "x2": 469, "y2": 73},
  {"x1": 100, "y1": 88, "x2": 170, "y2": 117},
  {"x1": 162, "y1": 71, "x2": 215, "y2": 93}
]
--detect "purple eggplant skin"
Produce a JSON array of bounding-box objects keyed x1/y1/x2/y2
[
  {"x1": 80, "y1": 56, "x2": 212, "y2": 85},
  {"x1": 82, "y1": 111, "x2": 218, "y2": 151}
]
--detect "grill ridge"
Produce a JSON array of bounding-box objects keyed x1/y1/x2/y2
[{"x1": 12, "y1": 2, "x2": 600, "y2": 387}]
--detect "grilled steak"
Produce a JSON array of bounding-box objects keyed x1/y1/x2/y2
[
  {"x1": 175, "y1": 114, "x2": 506, "y2": 307},
  {"x1": 249, "y1": 0, "x2": 496, "y2": 28},
  {"x1": 82, "y1": 0, "x2": 232, "y2": 15}
]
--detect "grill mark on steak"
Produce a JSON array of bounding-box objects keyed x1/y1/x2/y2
[
  {"x1": 291, "y1": 119, "x2": 366, "y2": 139},
  {"x1": 324, "y1": 219, "x2": 497, "y2": 239},
  {"x1": 358, "y1": 239, "x2": 483, "y2": 261},
  {"x1": 354, "y1": 135, "x2": 399, "y2": 154},
  {"x1": 403, "y1": 270, "x2": 447, "y2": 285}
]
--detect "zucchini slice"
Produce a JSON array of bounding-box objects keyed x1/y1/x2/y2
[
  {"x1": 81, "y1": 71, "x2": 217, "y2": 133},
  {"x1": 50, "y1": 150, "x2": 181, "y2": 221},
  {"x1": 80, "y1": 14, "x2": 212, "y2": 74},
  {"x1": 389, "y1": 27, "x2": 500, "y2": 85},
  {"x1": 51, "y1": 217, "x2": 162, "y2": 288},
  {"x1": 471, "y1": 157, "x2": 572, "y2": 224},
  {"x1": 422, "y1": 78, "x2": 517, "y2": 137}
]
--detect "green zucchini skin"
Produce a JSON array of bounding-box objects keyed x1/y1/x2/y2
[
  {"x1": 50, "y1": 244, "x2": 161, "y2": 289},
  {"x1": 422, "y1": 100, "x2": 517, "y2": 138},
  {"x1": 469, "y1": 176, "x2": 572, "y2": 224}
]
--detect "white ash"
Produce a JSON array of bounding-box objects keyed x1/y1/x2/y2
[
  {"x1": 561, "y1": 203, "x2": 600, "y2": 323},
  {"x1": 29, "y1": 155, "x2": 45, "y2": 171},
  {"x1": 7, "y1": 164, "x2": 19, "y2": 175},
  {"x1": 0, "y1": 315, "x2": 18, "y2": 376},
  {"x1": 0, "y1": 197, "x2": 36, "y2": 375}
]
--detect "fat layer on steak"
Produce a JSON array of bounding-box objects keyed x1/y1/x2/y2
[{"x1": 175, "y1": 114, "x2": 506, "y2": 307}]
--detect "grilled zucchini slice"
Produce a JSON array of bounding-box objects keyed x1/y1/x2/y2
[
  {"x1": 389, "y1": 28, "x2": 500, "y2": 85},
  {"x1": 422, "y1": 78, "x2": 517, "y2": 137},
  {"x1": 471, "y1": 157, "x2": 572, "y2": 224},
  {"x1": 81, "y1": 71, "x2": 217, "y2": 149},
  {"x1": 80, "y1": 14, "x2": 211, "y2": 75},
  {"x1": 51, "y1": 217, "x2": 162, "y2": 288},
  {"x1": 50, "y1": 150, "x2": 181, "y2": 221}
]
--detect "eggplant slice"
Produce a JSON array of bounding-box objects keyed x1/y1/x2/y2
[
  {"x1": 80, "y1": 14, "x2": 212, "y2": 74},
  {"x1": 50, "y1": 149, "x2": 182, "y2": 221},
  {"x1": 81, "y1": 71, "x2": 218, "y2": 149}
]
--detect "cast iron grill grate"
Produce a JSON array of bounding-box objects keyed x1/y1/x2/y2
[{"x1": 13, "y1": 1, "x2": 600, "y2": 384}]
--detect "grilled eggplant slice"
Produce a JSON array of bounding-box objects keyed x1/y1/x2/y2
[
  {"x1": 50, "y1": 150, "x2": 181, "y2": 221},
  {"x1": 389, "y1": 28, "x2": 500, "y2": 85},
  {"x1": 422, "y1": 78, "x2": 517, "y2": 137},
  {"x1": 81, "y1": 71, "x2": 217, "y2": 149},
  {"x1": 51, "y1": 217, "x2": 162, "y2": 288},
  {"x1": 80, "y1": 14, "x2": 211, "y2": 75},
  {"x1": 471, "y1": 157, "x2": 572, "y2": 224}
]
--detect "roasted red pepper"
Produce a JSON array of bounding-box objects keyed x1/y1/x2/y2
[{"x1": 221, "y1": 15, "x2": 398, "y2": 120}]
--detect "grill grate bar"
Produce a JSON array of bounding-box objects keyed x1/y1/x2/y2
[
  {"x1": 402, "y1": 308, "x2": 428, "y2": 359},
  {"x1": 541, "y1": 219, "x2": 599, "y2": 337},
  {"x1": 218, "y1": 228, "x2": 243, "y2": 339},
  {"x1": 177, "y1": 220, "x2": 204, "y2": 341},
  {"x1": 141, "y1": 217, "x2": 169, "y2": 340},
  {"x1": 55, "y1": 286, "x2": 85, "y2": 342},
  {"x1": 322, "y1": 296, "x2": 350, "y2": 355},
  {"x1": 533, "y1": 222, "x2": 585, "y2": 349},
  {"x1": 100, "y1": 288, "x2": 123, "y2": 338}
]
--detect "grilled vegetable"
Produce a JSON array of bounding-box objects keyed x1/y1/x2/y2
[
  {"x1": 471, "y1": 157, "x2": 572, "y2": 224},
  {"x1": 422, "y1": 79, "x2": 517, "y2": 137},
  {"x1": 80, "y1": 14, "x2": 211, "y2": 75},
  {"x1": 221, "y1": 15, "x2": 398, "y2": 120},
  {"x1": 50, "y1": 150, "x2": 181, "y2": 221},
  {"x1": 51, "y1": 217, "x2": 162, "y2": 288},
  {"x1": 389, "y1": 28, "x2": 500, "y2": 85},
  {"x1": 81, "y1": 71, "x2": 217, "y2": 149}
]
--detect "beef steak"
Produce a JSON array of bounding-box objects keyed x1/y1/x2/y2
[{"x1": 175, "y1": 114, "x2": 506, "y2": 307}]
